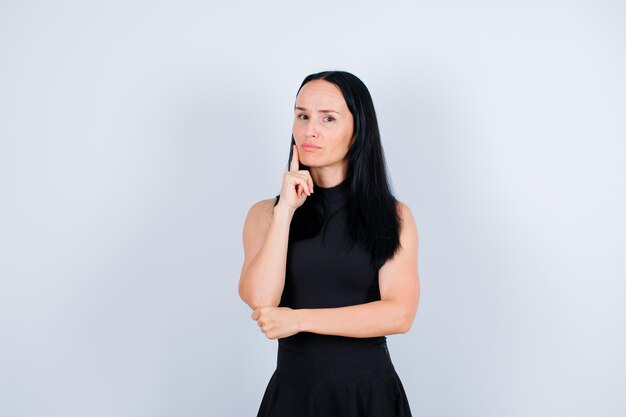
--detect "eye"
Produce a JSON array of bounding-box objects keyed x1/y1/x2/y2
[
  {"x1": 323, "y1": 116, "x2": 335, "y2": 122},
  {"x1": 296, "y1": 113, "x2": 308, "y2": 120}
]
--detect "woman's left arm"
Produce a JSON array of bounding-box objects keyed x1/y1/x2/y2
[{"x1": 296, "y1": 202, "x2": 420, "y2": 337}]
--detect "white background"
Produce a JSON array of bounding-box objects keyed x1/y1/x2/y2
[{"x1": 1, "y1": 1, "x2": 624, "y2": 416}]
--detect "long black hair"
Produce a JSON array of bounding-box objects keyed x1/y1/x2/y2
[{"x1": 274, "y1": 70, "x2": 402, "y2": 271}]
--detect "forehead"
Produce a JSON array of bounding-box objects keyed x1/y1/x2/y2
[{"x1": 295, "y1": 79, "x2": 348, "y2": 110}]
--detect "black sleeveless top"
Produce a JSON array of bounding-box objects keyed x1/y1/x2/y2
[{"x1": 277, "y1": 178, "x2": 387, "y2": 353}]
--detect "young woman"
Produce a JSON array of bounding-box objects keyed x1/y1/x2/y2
[{"x1": 239, "y1": 70, "x2": 420, "y2": 416}]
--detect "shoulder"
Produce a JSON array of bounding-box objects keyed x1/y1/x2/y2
[
  {"x1": 241, "y1": 197, "x2": 277, "y2": 256},
  {"x1": 395, "y1": 200, "x2": 418, "y2": 240},
  {"x1": 394, "y1": 200, "x2": 413, "y2": 221},
  {"x1": 245, "y1": 198, "x2": 276, "y2": 227},
  {"x1": 249, "y1": 197, "x2": 277, "y2": 213}
]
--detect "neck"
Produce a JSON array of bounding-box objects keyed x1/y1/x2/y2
[{"x1": 309, "y1": 165, "x2": 349, "y2": 188}]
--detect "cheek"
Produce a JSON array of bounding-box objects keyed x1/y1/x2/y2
[
  {"x1": 338, "y1": 128, "x2": 353, "y2": 147},
  {"x1": 292, "y1": 123, "x2": 303, "y2": 136}
]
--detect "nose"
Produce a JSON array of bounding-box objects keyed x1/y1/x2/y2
[{"x1": 305, "y1": 119, "x2": 318, "y2": 138}]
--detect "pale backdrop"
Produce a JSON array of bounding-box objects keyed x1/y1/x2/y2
[{"x1": 1, "y1": 1, "x2": 624, "y2": 416}]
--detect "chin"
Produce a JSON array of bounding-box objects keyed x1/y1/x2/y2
[{"x1": 302, "y1": 158, "x2": 322, "y2": 168}]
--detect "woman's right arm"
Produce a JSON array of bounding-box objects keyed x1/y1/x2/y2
[
  {"x1": 238, "y1": 144, "x2": 313, "y2": 310},
  {"x1": 238, "y1": 200, "x2": 295, "y2": 310}
]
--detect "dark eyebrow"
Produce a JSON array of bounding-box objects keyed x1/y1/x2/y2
[{"x1": 294, "y1": 106, "x2": 340, "y2": 114}]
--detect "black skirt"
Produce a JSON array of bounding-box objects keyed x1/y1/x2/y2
[{"x1": 256, "y1": 341, "x2": 413, "y2": 417}]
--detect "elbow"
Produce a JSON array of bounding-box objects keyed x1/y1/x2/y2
[
  {"x1": 399, "y1": 291, "x2": 420, "y2": 334},
  {"x1": 247, "y1": 298, "x2": 281, "y2": 311},
  {"x1": 238, "y1": 271, "x2": 281, "y2": 310},
  {"x1": 397, "y1": 318, "x2": 412, "y2": 334},
  {"x1": 398, "y1": 308, "x2": 417, "y2": 334},
  {"x1": 238, "y1": 286, "x2": 280, "y2": 310},
  {"x1": 399, "y1": 317, "x2": 413, "y2": 334}
]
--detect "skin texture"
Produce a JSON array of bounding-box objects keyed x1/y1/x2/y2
[
  {"x1": 290, "y1": 79, "x2": 354, "y2": 189},
  {"x1": 244, "y1": 79, "x2": 420, "y2": 340}
]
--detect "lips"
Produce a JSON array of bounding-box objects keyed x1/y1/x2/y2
[{"x1": 302, "y1": 143, "x2": 321, "y2": 150}]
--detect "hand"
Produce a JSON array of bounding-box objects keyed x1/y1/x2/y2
[
  {"x1": 251, "y1": 306, "x2": 301, "y2": 340},
  {"x1": 276, "y1": 144, "x2": 314, "y2": 211}
]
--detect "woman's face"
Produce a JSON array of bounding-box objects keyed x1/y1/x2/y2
[{"x1": 292, "y1": 79, "x2": 354, "y2": 169}]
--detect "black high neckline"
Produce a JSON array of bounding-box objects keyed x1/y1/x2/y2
[{"x1": 314, "y1": 178, "x2": 350, "y2": 203}]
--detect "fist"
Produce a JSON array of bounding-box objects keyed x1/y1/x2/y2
[{"x1": 251, "y1": 306, "x2": 302, "y2": 340}]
